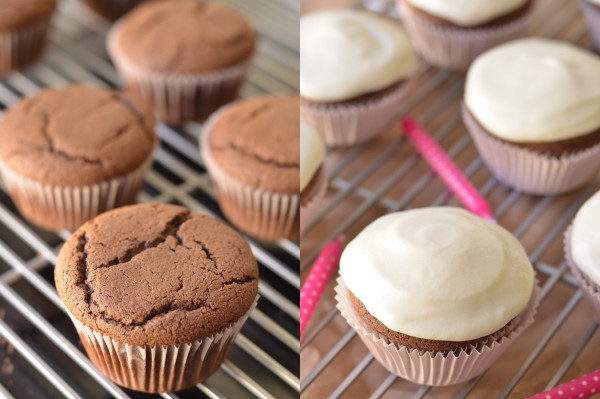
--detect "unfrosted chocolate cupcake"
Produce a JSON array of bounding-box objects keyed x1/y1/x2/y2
[
  {"x1": 0, "y1": 0, "x2": 57, "y2": 75},
  {"x1": 108, "y1": 0, "x2": 256, "y2": 125},
  {"x1": 202, "y1": 94, "x2": 299, "y2": 242},
  {"x1": 0, "y1": 85, "x2": 156, "y2": 231},
  {"x1": 82, "y1": 0, "x2": 149, "y2": 21},
  {"x1": 55, "y1": 203, "x2": 259, "y2": 392}
]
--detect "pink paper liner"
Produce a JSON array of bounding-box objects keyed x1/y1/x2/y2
[
  {"x1": 201, "y1": 106, "x2": 299, "y2": 242},
  {"x1": 0, "y1": 149, "x2": 154, "y2": 232},
  {"x1": 0, "y1": 17, "x2": 52, "y2": 76},
  {"x1": 108, "y1": 23, "x2": 252, "y2": 125},
  {"x1": 83, "y1": 0, "x2": 148, "y2": 21},
  {"x1": 335, "y1": 277, "x2": 539, "y2": 386},
  {"x1": 67, "y1": 296, "x2": 258, "y2": 393},
  {"x1": 300, "y1": 80, "x2": 412, "y2": 147},
  {"x1": 398, "y1": 0, "x2": 531, "y2": 71},
  {"x1": 564, "y1": 225, "x2": 600, "y2": 324},
  {"x1": 300, "y1": 166, "x2": 327, "y2": 237},
  {"x1": 580, "y1": 0, "x2": 600, "y2": 50},
  {"x1": 462, "y1": 103, "x2": 600, "y2": 195}
]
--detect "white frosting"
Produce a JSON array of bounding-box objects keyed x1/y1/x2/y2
[
  {"x1": 465, "y1": 38, "x2": 600, "y2": 143},
  {"x1": 300, "y1": 119, "x2": 326, "y2": 192},
  {"x1": 407, "y1": 0, "x2": 528, "y2": 27},
  {"x1": 572, "y1": 191, "x2": 600, "y2": 286},
  {"x1": 300, "y1": 10, "x2": 418, "y2": 102},
  {"x1": 588, "y1": 0, "x2": 600, "y2": 6},
  {"x1": 339, "y1": 207, "x2": 534, "y2": 342}
]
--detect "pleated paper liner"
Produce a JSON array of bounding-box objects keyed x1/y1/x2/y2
[
  {"x1": 398, "y1": 0, "x2": 531, "y2": 71},
  {"x1": 580, "y1": 0, "x2": 600, "y2": 50},
  {"x1": 300, "y1": 80, "x2": 412, "y2": 147},
  {"x1": 462, "y1": 103, "x2": 600, "y2": 196},
  {"x1": 0, "y1": 149, "x2": 154, "y2": 232},
  {"x1": 68, "y1": 296, "x2": 258, "y2": 393},
  {"x1": 300, "y1": 166, "x2": 327, "y2": 237},
  {"x1": 83, "y1": 0, "x2": 148, "y2": 21},
  {"x1": 336, "y1": 277, "x2": 540, "y2": 386},
  {"x1": 0, "y1": 17, "x2": 52, "y2": 76},
  {"x1": 201, "y1": 106, "x2": 300, "y2": 242},
  {"x1": 108, "y1": 22, "x2": 251, "y2": 126},
  {"x1": 564, "y1": 225, "x2": 600, "y2": 323}
]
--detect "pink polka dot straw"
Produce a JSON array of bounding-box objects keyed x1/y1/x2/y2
[
  {"x1": 529, "y1": 369, "x2": 600, "y2": 399},
  {"x1": 300, "y1": 235, "x2": 344, "y2": 339},
  {"x1": 402, "y1": 117, "x2": 495, "y2": 222}
]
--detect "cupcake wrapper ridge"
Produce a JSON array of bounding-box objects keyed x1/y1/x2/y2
[{"x1": 0, "y1": 17, "x2": 52, "y2": 76}]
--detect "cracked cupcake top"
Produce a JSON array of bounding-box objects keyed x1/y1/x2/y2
[
  {"x1": 55, "y1": 203, "x2": 259, "y2": 346},
  {"x1": 0, "y1": 0, "x2": 57, "y2": 30},
  {"x1": 0, "y1": 85, "x2": 156, "y2": 186},
  {"x1": 207, "y1": 94, "x2": 300, "y2": 194}
]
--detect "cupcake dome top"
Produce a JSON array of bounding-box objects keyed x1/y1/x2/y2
[
  {"x1": 407, "y1": 0, "x2": 528, "y2": 27},
  {"x1": 0, "y1": 85, "x2": 156, "y2": 186},
  {"x1": 114, "y1": 0, "x2": 256, "y2": 74},
  {"x1": 571, "y1": 191, "x2": 600, "y2": 286},
  {"x1": 300, "y1": 119, "x2": 325, "y2": 192},
  {"x1": 0, "y1": 0, "x2": 56, "y2": 30},
  {"x1": 55, "y1": 203, "x2": 259, "y2": 346},
  {"x1": 339, "y1": 207, "x2": 534, "y2": 342},
  {"x1": 465, "y1": 38, "x2": 600, "y2": 143},
  {"x1": 300, "y1": 9, "x2": 418, "y2": 102}
]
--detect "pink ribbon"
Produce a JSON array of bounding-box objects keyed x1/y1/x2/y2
[
  {"x1": 529, "y1": 369, "x2": 600, "y2": 399},
  {"x1": 300, "y1": 236, "x2": 344, "y2": 338}
]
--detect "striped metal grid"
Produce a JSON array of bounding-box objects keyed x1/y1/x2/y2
[
  {"x1": 300, "y1": 0, "x2": 600, "y2": 398},
  {"x1": 0, "y1": 0, "x2": 299, "y2": 398}
]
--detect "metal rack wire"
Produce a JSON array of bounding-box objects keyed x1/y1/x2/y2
[
  {"x1": 300, "y1": 0, "x2": 600, "y2": 397},
  {"x1": 0, "y1": 1, "x2": 299, "y2": 398}
]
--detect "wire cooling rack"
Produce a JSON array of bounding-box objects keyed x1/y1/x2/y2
[
  {"x1": 300, "y1": 0, "x2": 600, "y2": 397},
  {"x1": 0, "y1": 0, "x2": 299, "y2": 398}
]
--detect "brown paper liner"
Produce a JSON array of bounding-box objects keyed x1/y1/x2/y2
[
  {"x1": 335, "y1": 277, "x2": 539, "y2": 386},
  {"x1": 0, "y1": 150, "x2": 154, "y2": 232},
  {"x1": 0, "y1": 17, "x2": 52, "y2": 76},
  {"x1": 300, "y1": 166, "x2": 327, "y2": 237},
  {"x1": 201, "y1": 107, "x2": 299, "y2": 242},
  {"x1": 83, "y1": 0, "x2": 148, "y2": 21},
  {"x1": 462, "y1": 103, "x2": 600, "y2": 195},
  {"x1": 564, "y1": 225, "x2": 600, "y2": 323},
  {"x1": 398, "y1": 0, "x2": 530, "y2": 71},
  {"x1": 300, "y1": 80, "x2": 412, "y2": 147},
  {"x1": 108, "y1": 23, "x2": 252, "y2": 125},
  {"x1": 67, "y1": 296, "x2": 258, "y2": 393},
  {"x1": 580, "y1": 0, "x2": 600, "y2": 50}
]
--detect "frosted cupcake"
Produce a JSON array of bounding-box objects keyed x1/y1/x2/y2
[
  {"x1": 300, "y1": 9, "x2": 418, "y2": 146},
  {"x1": 336, "y1": 207, "x2": 538, "y2": 386},
  {"x1": 580, "y1": 0, "x2": 600, "y2": 49},
  {"x1": 300, "y1": 119, "x2": 326, "y2": 236},
  {"x1": 565, "y1": 191, "x2": 600, "y2": 322},
  {"x1": 463, "y1": 38, "x2": 600, "y2": 195},
  {"x1": 398, "y1": 0, "x2": 532, "y2": 70}
]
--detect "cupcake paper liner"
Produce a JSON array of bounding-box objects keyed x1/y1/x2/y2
[
  {"x1": 335, "y1": 277, "x2": 539, "y2": 386},
  {"x1": 462, "y1": 103, "x2": 600, "y2": 196},
  {"x1": 300, "y1": 166, "x2": 327, "y2": 236},
  {"x1": 68, "y1": 296, "x2": 258, "y2": 393},
  {"x1": 0, "y1": 150, "x2": 154, "y2": 232},
  {"x1": 108, "y1": 23, "x2": 251, "y2": 125},
  {"x1": 564, "y1": 225, "x2": 600, "y2": 323},
  {"x1": 300, "y1": 81, "x2": 412, "y2": 147},
  {"x1": 83, "y1": 0, "x2": 148, "y2": 21},
  {"x1": 398, "y1": 0, "x2": 530, "y2": 71},
  {"x1": 201, "y1": 107, "x2": 299, "y2": 242},
  {"x1": 580, "y1": 0, "x2": 600, "y2": 50},
  {"x1": 0, "y1": 17, "x2": 52, "y2": 76}
]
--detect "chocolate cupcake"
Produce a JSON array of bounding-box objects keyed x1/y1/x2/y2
[
  {"x1": 398, "y1": 0, "x2": 532, "y2": 70},
  {"x1": 336, "y1": 207, "x2": 538, "y2": 386},
  {"x1": 0, "y1": 85, "x2": 156, "y2": 231},
  {"x1": 0, "y1": 0, "x2": 56, "y2": 76},
  {"x1": 201, "y1": 94, "x2": 299, "y2": 242},
  {"x1": 300, "y1": 119, "x2": 326, "y2": 236},
  {"x1": 82, "y1": 0, "x2": 148, "y2": 21},
  {"x1": 300, "y1": 9, "x2": 418, "y2": 146},
  {"x1": 463, "y1": 38, "x2": 600, "y2": 195},
  {"x1": 565, "y1": 191, "x2": 600, "y2": 323},
  {"x1": 580, "y1": 0, "x2": 600, "y2": 49},
  {"x1": 108, "y1": 0, "x2": 256, "y2": 125},
  {"x1": 55, "y1": 203, "x2": 259, "y2": 392}
]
